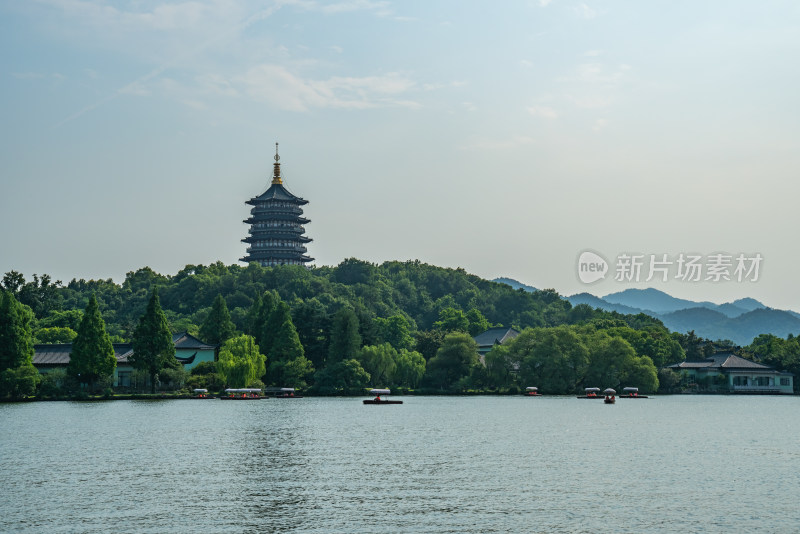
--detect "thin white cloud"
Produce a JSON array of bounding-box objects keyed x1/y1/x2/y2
[
  {"x1": 593, "y1": 118, "x2": 608, "y2": 131},
  {"x1": 290, "y1": 0, "x2": 393, "y2": 17},
  {"x1": 539, "y1": 0, "x2": 553, "y2": 6},
  {"x1": 459, "y1": 136, "x2": 536, "y2": 150},
  {"x1": 462, "y1": 102, "x2": 477, "y2": 112},
  {"x1": 520, "y1": 59, "x2": 534, "y2": 68},
  {"x1": 583, "y1": 50, "x2": 602, "y2": 57},
  {"x1": 236, "y1": 64, "x2": 418, "y2": 111},
  {"x1": 527, "y1": 105, "x2": 558, "y2": 119},
  {"x1": 573, "y1": 3, "x2": 597, "y2": 19}
]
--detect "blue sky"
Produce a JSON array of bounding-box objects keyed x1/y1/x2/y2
[{"x1": 2, "y1": 0, "x2": 799, "y2": 309}]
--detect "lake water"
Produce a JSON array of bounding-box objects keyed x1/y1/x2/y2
[{"x1": 1, "y1": 395, "x2": 799, "y2": 533}]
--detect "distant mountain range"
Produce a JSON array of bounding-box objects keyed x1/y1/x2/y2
[{"x1": 493, "y1": 280, "x2": 800, "y2": 346}]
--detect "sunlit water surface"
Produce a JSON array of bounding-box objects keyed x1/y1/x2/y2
[{"x1": 2, "y1": 396, "x2": 799, "y2": 533}]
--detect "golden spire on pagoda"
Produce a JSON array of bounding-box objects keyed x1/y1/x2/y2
[{"x1": 271, "y1": 142, "x2": 283, "y2": 185}]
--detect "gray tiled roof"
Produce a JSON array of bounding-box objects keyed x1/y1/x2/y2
[
  {"x1": 34, "y1": 335, "x2": 212, "y2": 366},
  {"x1": 668, "y1": 352, "x2": 783, "y2": 374},
  {"x1": 172, "y1": 332, "x2": 216, "y2": 350},
  {"x1": 473, "y1": 327, "x2": 520, "y2": 348}
]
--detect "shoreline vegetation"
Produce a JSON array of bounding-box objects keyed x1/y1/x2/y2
[{"x1": 2, "y1": 259, "x2": 798, "y2": 401}]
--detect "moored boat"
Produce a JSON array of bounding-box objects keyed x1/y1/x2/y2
[
  {"x1": 577, "y1": 387, "x2": 603, "y2": 399},
  {"x1": 274, "y1": 387, "x2": 303, "y2": 398},
  {"x1": 363, "y1": 388, "x2": 403, "y2": 405},
  {"x1": 603, "y1": 388, "x2": 616, "y2": 404},
  {"x1": 525, "y1": 387, "x2": 542, "y2": 396},
  {"x1": 219, "y1": 388, "x2": 264, "y2": 400},
  {"x1": 619, "y1": 386, "x2": 648, "y2": 398},
  {"x1": 193, "y1": 388, "x2": 213, "y2": 399}
]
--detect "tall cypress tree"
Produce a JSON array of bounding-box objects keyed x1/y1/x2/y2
[
  {"x1": 257, "y1": 290, "x2": 280, "y2": 354},
  {"x1": 328, "y1": 307, "x2": 361, "y2": 365},
  {"x1": 266, "y1": 301, "x2": 304, "y2": 364},
  {"x1": 68, "y1": 294, "x2": 116, "y2": 392},
  {"x1": 130, "y1": 287, "x2": 176, "y2": 393},
  {"x1": 244, "y1": 294, "x2": 263, "y2": 338},
  {"x1": 0, "y1": 290, "x2": 34, "y2": 371},
  {"x1": 199, "y1": 294, "x2": 236, "y2": 345}
]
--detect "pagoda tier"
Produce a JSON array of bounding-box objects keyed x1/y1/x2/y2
[{"x1": 240, "y1": 144, "x2": 314, "y2": 267}]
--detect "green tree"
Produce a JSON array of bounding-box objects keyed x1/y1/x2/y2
[
  {"x1": 0, "y1": 291, "x2": 34, "y2": 371},
  {"x1": 256, "y1": 290, "x2": 280, "y2": 354},
  {"x1": 266, "y1": 301, "x2": 305, "y2": 363},
  {"x1": 484, "y1": 345, "x2": 516, "y2": 390},
  {"x1": 34, "y1": 327, "x2": 78, "y2": 344},
  {"x1": 68, "y1": 294, "x2": 116, "y2": 392},
  {"x1": 394, "y1": 349, "x2": 426, "y2": 388},
  {"x1": 292, "y1": 297, "x2": 329, "y2": 369},
  {"x1": 271, "y1": 355, "x2": 315, "y2": 389},
  {"x1": 328, "y1": 307, "x2": 361, "y2": 364},
  {"x1": 466, "y1": 308, "x2": 490, "y2": 336},
  {"x1": 217, "y1": 335, "x2": 266, "y2": 388},
  {"x1": 414, "y1": 329, "x2": 445, "y2": 361},
  {"x1": 433, "y1": 307, "x2": 470, "y2": 333},
  {"x1": 513, "y1": 326, "x2": 590, "y2": 394},
  {"x1": 374, "y1": 314, "x2": 415, "y2": 351},
  {"x1": 130, "y1": 288, "x2": 176, "y2": 393},
  {"x1": 357, "y1": 343, "x2": 398, "y2": 387},
  {"x1": 199, "y1": 294, "x2": 236, "y2": 345},
  {"x1": 425, "y1": 332, "x2": 479, "y2": 390},
  {"x1": 313, "y1": 358, "x2": 370, "y2": 395}
]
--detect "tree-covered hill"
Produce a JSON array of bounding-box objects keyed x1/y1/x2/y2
[{"x1": 2, "y1": 260, "x2": 690, "y2": 395}]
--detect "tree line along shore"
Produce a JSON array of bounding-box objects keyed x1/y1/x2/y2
[{"x1": 1, "y1": 259, "x2": 798, "y2": 400}]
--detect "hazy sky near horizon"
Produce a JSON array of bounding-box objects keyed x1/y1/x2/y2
[{"x1": 2, "y1": 0, "x2": 799, "y2": 309}]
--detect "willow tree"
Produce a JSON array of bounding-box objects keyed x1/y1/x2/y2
[
  {"x1": 217, "y1": 334, "x2": 266, "y2": 388},
  {"x1": 68, "y1": 294, "x2": 116, "y2": 392},
  {"x1": 131, "y1": 288, "x2": 176, "y2": 393}
]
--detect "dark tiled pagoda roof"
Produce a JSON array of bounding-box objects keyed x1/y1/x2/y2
[
  {"x1": 473, "y1": 327, "x2": 520, "y2": 348},
  {"x1": 246, "y1": 183, "x2": 308, "y2": 205}
]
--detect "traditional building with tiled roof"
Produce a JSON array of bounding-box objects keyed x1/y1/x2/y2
[
  {"x1": 473, "y1": 327, "x2": 520, "y2": 361},
  {"x1": 33, "y1": 332, "x2": 216, "y2": 388},
  {"x1": 240, "y1": 143, "x2": 313, "y2": 267},
  {"x1": 668, "y1": 352, "x2": 794, "y2": 394}
]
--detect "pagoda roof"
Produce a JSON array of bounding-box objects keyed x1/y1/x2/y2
[{"x1": 247, "y1": 183, "x2": 308, "y2": 205}]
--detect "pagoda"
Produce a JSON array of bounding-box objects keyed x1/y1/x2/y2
[{"x1": 240, "y1": 144, "x2": 313, "y2": 267}]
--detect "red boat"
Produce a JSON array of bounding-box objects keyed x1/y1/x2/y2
[
  {"x1": 219, "y1": 388, "x2": 263, "y2": 400},
  {"x1": 577, "y1": 387, "x2": 604, "y2": 399},
  {"x1": 619, "y1": 387, "x2": 648, "y2": 398},
  {"x1": 525, "y1": 387, "x2": 542, "y2": 396},
  {"x1": 274, "y1": 387, "x2": 303, "y2": 398}
]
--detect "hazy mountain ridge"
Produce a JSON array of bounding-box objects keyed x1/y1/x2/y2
[{"x1": 493, "y1": 279, "x2": 800, "y2": 346}]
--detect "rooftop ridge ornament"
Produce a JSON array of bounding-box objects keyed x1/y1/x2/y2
[{"x1": 272, "y1": 142, "x2": 282, "y2": 185}]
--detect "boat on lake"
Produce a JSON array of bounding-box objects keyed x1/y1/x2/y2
[
  {"x1": 193, "y1": 388, "x2": 212, "y2": 399},
  {"x1": 274, "y1": 387, "x2": 302, "y2": 398},
  {"x1": 619, "y1": 386, "x2": 648, "y2": 398},
  {"x1": 220, "y1": 388, "x2": 263, "y2": 400},
  {"x1": 603, "y1": 388, "x2": 616, "y2": 404},
  {"x1": 577, "y1": 387, "x2": 603, "y2": 399},
  {"x1": 363, "y1": 388, "x2": 403, "y2": 405},
  {"x1": 525, "y1": 387, "x2": 542, "y2": 396}
]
